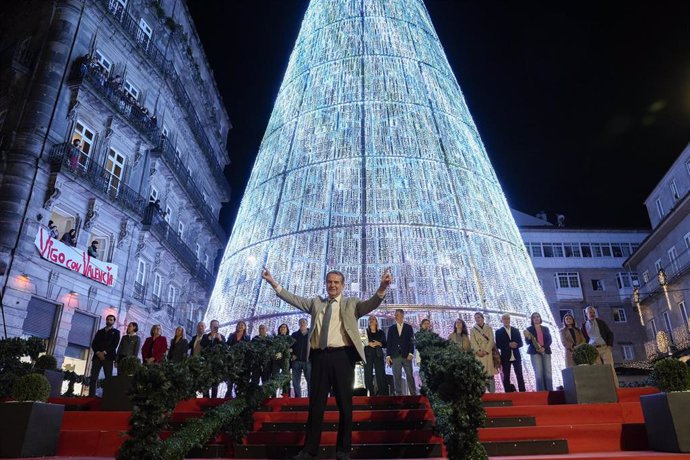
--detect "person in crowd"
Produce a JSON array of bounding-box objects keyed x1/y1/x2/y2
[
  {"x1": 227, "y1": 321, "x2": 250, "y2": 345},
  {"x1": 290, "y1": 318, "x2": 311, "y2": 398},
  {"x1": 61, "y1": 228, "x2": 77, "y2": 247},
  {"x1": 142, "y1": 324, "x2": 167, "y2": 364},
  {"x1": 363, "y1": 315, "x2": 387, "y2": 396},
  {"x1": 48, "y1": 220, "x2": 59, "y2": 239},
  {"x1": 582, "y1": 305, "x2": 618, "y2": 387},
  {"x1": 495, "y1": 313, "x2": 526, "y2": 392},
  {"x1": 116, "y1": 321, "x2": 140, "y2": 364},
  {"x1": 261, "y1": 268, "x2": 391, "y2": 460},
  {"x1": 560, "y1": 312, "x2": 585, "y2": 367},
  {"x1": 69, "y1": 138, "x2": 82, "y2": 169},
  {"x1": 386, "y1": 308, "x2": 416, "y2": 396},
  {"x1": 251, "y1": 324, "x2": 272, "y2": 386},
  {"x1": 205, "y1": 319, "x2": 225, "y2": 397},
  {"x1": 168, "y1": 326, "x2": 189, "y2": 363},
  {"x1": 188, "y1": 321, "x2": 207, "y2": 357},
  {"x1": 524, "y1": 312, "x2": 553, "y2": 391},
  {"x1": 448, "y1": 318, "x2": 471, "y2": 352},
  {"x1": 88, "y1": 240, "x2": 99, "y2": 258},
  {"x1": 470, "y1": 312, "x2": 497, "y2": 393},
  {"x1": 273, "y1": 323, "x2": 291, "y2": 397},
  {"x1": 415, "y1": 318, "x2": 432, "y2": 365},
  {"x1": 89, "y1": 314, "x2": 120, "y2": 396}
]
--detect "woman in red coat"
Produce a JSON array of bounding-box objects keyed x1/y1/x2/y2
[{"x1": 142, "y1": 324, "x2": 167, "y2": 364}]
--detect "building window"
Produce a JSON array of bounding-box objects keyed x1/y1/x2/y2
[
  {"x1": 612, "y1": 307, "x2": 627, "y2": 323},
  {"x1": 90, "y1": 235, "x2": 110, "y2": 262},
  {"x1": 656, "y1": 198, "x2": 664, "y2": 219},
  {"x1": 105, "y1": 148, "x2": 125, "y2": 197},
  {"x1": 671, "y1": 180, "x2": 680, "y2": 202},
  {"x1": 177, "y1": 221, "x2": 185, "y2": 238},
  {"x1": 22, "y1": 297, "x2": 59, "y2": 343},
  {"x1": 65, "y1": 311, "x2": 97, "y2": 361},
  {"x1": 152, "y1": 272, "x2": 161, "y2": 300},
  {"x1": 164, "y1": 205, "x2": 172, "y2": 224},
  {"x1": 611, "y1": 244, "x2": 623, "y2": 258},
  {"x1": 592, "y1": 243, "x2": 612, "y2": 257},
  {"x1": 591, "y1": 279, "x2": 604, "y2": 291},
  {"x1": 555, "y1": 272, "x2": 580, "y2": 289},
  {"x1": 621, "y1": 345, "x2": 635, "y2": 361},
  {"x1": 107, "y1": 0, "x2": 127, "y2": 19},
  {"x1": 195, "y1": 243, "x2": 201, "y2": 259},
  {"x1": 137, "y1": 18, "x2": 152, "y2": 50},
  {"x1": 204, "y1": 254, "x2": 210, "y2": 270},
  {"x1": 580, "y1": 243, "x2": 592, "y2": 257},
  {"x1": 123, "y1": 80, "x2": 139, "y2": 100},
  {"x1": 559, "y1": 309, "x2": 574, "y2": 323},
  {"x1": 650, "y1": 318, "x2": 658, "y2": 338},
  {"x1": 71, "y1": 121, "x2": 95, "y2": 169},
  {"x1": 542, "y1": 243, "x2": 564, "y2": 258},
  {"x1": 654, "y1": 259, "x2": 662, "y2": 273},
  {"x1": 134, "y1": 259, "x2": 146, "y2": 298},
  {"x1": 149, "y1": 186, "x2": 159, "y2": 203},
  {"x1": 168, "y1": 285, "x2": 177, "y2": 305},
  {"x1": 668, "y1": 247, "x2": 679, "y2": 274},
  {"x1": 663, "y1": 311, "x2": 672, "y2": 333},
  {"x1": 94, "y1": 49, "x2": 112, "y2": 73},
  {"x1": 564, "y1": 243, "x2": 581, "y2": 257},
  {"x1": 616, "y1": 272, "x2": 639, "y2": 290},
  {"x1": 679, "y1": 300, "x2": 688, "y2": 329},
  {"x1": 162, "y1": 125, "x2": 169, "y2": 138},
  {"x1": 642, "y1": 270, "x2": 649, "y2": 284},
  {"x1": 684, "y1": 231, "x2": 690, "y2": 250}
]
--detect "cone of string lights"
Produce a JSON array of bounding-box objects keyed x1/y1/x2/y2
[{"x1": 207, "y1": 0, "x2": 566, "y2": 389}]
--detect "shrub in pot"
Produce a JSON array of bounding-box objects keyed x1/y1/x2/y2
[
  {"x1": 641, "y1": 358, "x2": 690, "y2": 452},
  {"x1": 561, "y1": 343, "x2": 618, "y2": 404},
  {"x1": 34, "y1": 354, "x2": 63, "y2": 398},
  {"x1": 0, "y1": 373, "x2": 65, "y2": 457},
  {"x1": 101, "y1": 356, "x2": 141, "y2": 410}
]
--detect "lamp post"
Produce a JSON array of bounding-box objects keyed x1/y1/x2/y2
[{"x1": 632, "y1": 287, "x2": 644, "y2": 326}]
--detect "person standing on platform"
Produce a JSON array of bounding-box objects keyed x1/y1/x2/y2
[
  {"x1": 524, "y1": 312, "x2": 553, "y2": 391},
  {"x1": 261, "y1": 268, "x2": 392, "y2": 460},
  {"x1": 227, "y1": 321, "x2": 250, "y2": 346},
  {"x1": 448, "y1": 318, "x2": 472, "y2": 352},
  {"x1": 290, "y1": 318, "x2": 311, "y2": 398},
  {"x1": 116, "y1": 321, "x2": 140, "y2": 364},
  {"x1": 582, "y1": 305, "x2": 618, "y2": 387},
  {"x1": 386, "y1": 308, "x2": 416, "y2": 396},
  {"x1": 189, "y1": 321, "x2": 207, "y2": 357},
  {"x1": 168, "y1": 326, "x2": 189, "y2": 363},
  {"x1": 495, "y1": 314, "x2": 526, "y2": 392},
  {"x1": 89, "y1": 314, "x2": 120, "y2": 396},
  {"x1": 251, "y1": 324, "x2": 272, "y2": 386},
  {"x1": 560, "y1": 312, "x2": 585, "y2": 367},
  {"x1": 363, "y1": 315, "x2": 387, "y2": 396},
  {"x1": 273, "y1": 323, "x2": 291, "y2": 397},
  {"x1": 415, "y1": 318, "x2": 431, "y2": 365},
  {"x1": 142, "y1": 324, "x2": 167, "y2": 364},
  {"x1": 205, "y1": 319, "x2": 225, "y2": 397},
  {"x1": 470, "y1": 312, "x2": 497, "y2": 393}
]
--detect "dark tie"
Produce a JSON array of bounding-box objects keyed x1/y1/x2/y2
[{"x1": 319, "y1": 299, "x2": 335, "y2": 349}]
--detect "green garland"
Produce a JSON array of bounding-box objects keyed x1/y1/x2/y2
[
  {"x1": 416, "y1": 330, "x2": 488, "y2": 460},
  {"x1": 117, "y1": 335, "x2": 293, "y2": 460}
]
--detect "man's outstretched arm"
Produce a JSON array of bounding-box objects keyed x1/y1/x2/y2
[
  {"x1": 262, "y1": 268, "x2": 313, "y2": 313},
  {"x1": 355, "y1": 270, "x2": 393, "y2": 318}
]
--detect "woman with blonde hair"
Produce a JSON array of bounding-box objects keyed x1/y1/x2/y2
[
  {"x1": 142, "y1": 324, "x2": 167, "y2": 364},
  {"x1": 470, "y1": 312, "x2": 497, "y2": 392},
  {"x1": 168, "y1": 326, "x2": 188, "y2": 363},
  {"x1": 559, "y1": 312, "x2": 585, "y2": 368}
]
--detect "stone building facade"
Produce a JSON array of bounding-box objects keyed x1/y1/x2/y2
[
  {"x1": 0, "y1": 0, "x2": 231, "y2": 381},
  {"x1": 514, "y1": 211, "x2": 649, "y2": 365},
  {"x1": 625, "y1": 143, "x2": 690, "y2": 362}
]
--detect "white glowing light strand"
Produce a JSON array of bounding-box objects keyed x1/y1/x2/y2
[{"x1": 207, "y1": 0, "x2": 566, "y2": 390}]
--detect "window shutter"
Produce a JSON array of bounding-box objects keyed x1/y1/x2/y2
[
  {"x1": 22, "y1": 297, "x2": 58, "y2": 339},
  {"x1": 68, "y1": 311, "x2": 97, "y2": 348}
]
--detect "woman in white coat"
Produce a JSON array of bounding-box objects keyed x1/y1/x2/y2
[{"x1": 470, "y1": 311, "x2": 497, "y2": 393}]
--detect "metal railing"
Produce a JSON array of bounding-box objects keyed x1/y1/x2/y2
[
  {"x1": 49, "y1": 143, "x2": 147, "y2": 218},
  {"x1": 153, "y1": 137, "x2": 226, "y2": 239},
  {"x1": 644, "y1": 323, "x2": 690, "y2": 360},
  {"x1": 637, "y1": 246, "x2": 690, "y2": 303},
  {"x1": 96, "y1": 0, "x2": 229, "y2": 190},
  {"x1": 143, "y1": 205, "x2": 214, "y2": 290},
  {"x1": 134, "y1": 281, "x2": 147, "y2": 301}
]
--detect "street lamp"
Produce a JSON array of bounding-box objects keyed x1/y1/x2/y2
[{"x1": 632, "y1": 287, "x2": 644, "y2": 326}]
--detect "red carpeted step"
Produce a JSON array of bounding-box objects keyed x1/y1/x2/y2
[
  {"x1": 482, "y1": 391, "x2": 566, "y2": 406},
  {"x1": 61, "y1": 411, "x2": 131, "y2": 430},
  {"x1": 484, "y1": 402, "x2": 644, "y2": 425},
  {"x1": 479, "y1": 423, "x2": 648, "y2": 453},
  {"x1": 57, "y1": 429, "x2": 126, "y2": 457},
  {"x1": 616, "y1": 387, "x2": 658, "y2": 403},
  {"x1": 491, "y1": 451, "x2": 690, "y2": 460},
  {"x1": 48, "y1": 397, "x2": 102, "y2": 410},
  {"x1": 244, "y1": 429, "x2": 443, "y2": 445}
]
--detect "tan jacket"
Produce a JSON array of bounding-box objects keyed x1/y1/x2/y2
[
  {"x1": 559, "y1": 326, "x2": 586, "y2": 367},
  {"x1": 277, "y1": 288, "x2": 383, "y2": 362}
]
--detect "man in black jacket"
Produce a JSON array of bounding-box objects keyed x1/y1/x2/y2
[
  {"x1": 291, "y1": 318, "x2": 311, "y2": 397},
  {"x1": 386, "y1": 309, "x2": 416, "y2": 395},
  {"x1": 495, "y1": 313, "x2": 526, "y2": 392},
  {"x1": 89, "y1": 314, "x2": 120, "y2": 396}
]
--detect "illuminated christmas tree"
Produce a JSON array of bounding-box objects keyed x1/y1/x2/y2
[{"x1": 207, "y1": 0, "x2": 565, "y2": 388}]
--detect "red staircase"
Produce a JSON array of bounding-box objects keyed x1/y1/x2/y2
[{"x1": 51, "y1": 387, "x2": 690, "y2": 459}]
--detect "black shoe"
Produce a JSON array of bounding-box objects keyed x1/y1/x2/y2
[
  {"x1": 292, "y1": 451, "x2": 316, "y2": 460},
  {"x1": 335, "y1": 452, "x2": 350, "y2": 460}
]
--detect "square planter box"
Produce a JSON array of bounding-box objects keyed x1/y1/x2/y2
[
  {"x1": 44, "y1": 369, "x2": 64, "y2": 398},
  {"x1": 562, "y1": 364, "x2": 618, "y2": 404},
  {"x1": 640, "y1": 392, "x2": 690, "y2": 453},
  {"x1": 0, "y1": 401, "x2": 64, "y2": 457},
  {"x1": 101, "y1": 375, "x2": 133, "y2": 411}
]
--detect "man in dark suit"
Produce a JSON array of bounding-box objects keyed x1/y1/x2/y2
[
  {"x1": 89, "y1": 314, "x2": 120, "y2": 396},
  {"x1": 262, "y1": 268, "x2": 392, "y2": 460},
  {"x1": 495, "y1": 313, "x2": 526, "y2": 392},
  {"x1": 386, "y1": 308, "x2": 416, "y2": 396},
  {"x1": 204, "y1": 319, "x2": 225, "y2": 397}
]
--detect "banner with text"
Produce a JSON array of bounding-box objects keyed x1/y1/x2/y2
[{"x1": 34, "y1": 227, "x2": 118, "y2": 287}]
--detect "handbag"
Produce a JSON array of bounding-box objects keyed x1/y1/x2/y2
[{"x1": 474, "y1": 325, "x2": 501, "y2": 369}]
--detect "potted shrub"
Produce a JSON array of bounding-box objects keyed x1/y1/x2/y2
[
  {"x1": 561, "y1": 343, "x2": 618, "y2": 404},
  {"x1": 35, "y1": 354, "x2": 63, "y2": 398},
  {"x1": 0, "y1": 373, "x2": 65, "y2": 457},
  {"x1": 101, "y1": 356, "x2": 141, "y2": 411},
  {"x1": 640, "y1": 358, "x2": 690, "y2": 452}
]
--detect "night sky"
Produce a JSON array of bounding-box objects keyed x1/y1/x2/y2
[{"x1": 187, "y1": 1, "x2": 690, "y2": 232}]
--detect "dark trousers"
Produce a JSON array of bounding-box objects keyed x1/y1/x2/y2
[
  {"x1": 363, "y1": 349, "x2": 387, "y2": 396},
  {"x1": 291, "y1": 360, "x2": 311, "y2": 397},
  {"x1": 89, "y1": 357, "x2": 113, "y2": 396},
  {"x1": 501, "y1": 359, "x2": 526, "y2": 392},
  {"x1": 304, "y1": 347, "x2": 356, "y2": 456}
]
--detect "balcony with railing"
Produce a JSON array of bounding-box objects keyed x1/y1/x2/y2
[
  {"x1": 153, "y1": 137, "x2": 226, "y2": 240},
  {"x1": 49, "y1": 143, "x2": 147, "y2": 219},
  {"x1": 96, "y1": 0, "x2": 229, "y2": 192},
  {"x1": 142, "y1": 205, "x2": 214, "y2": 290},
  {"x1": 71, "y1": 59, "x2": 159, "y2": 143},
  {"x1": 637, "y1": 246, "x2": 690, "y2": 303}
]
